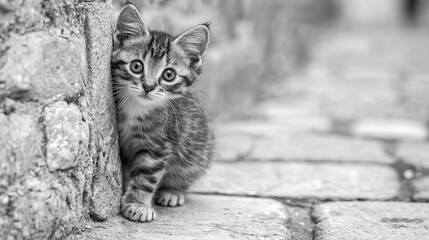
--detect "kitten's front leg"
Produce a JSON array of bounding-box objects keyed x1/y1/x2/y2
[{"x1": 121, "y1": 153, "x2": 166, "y2": 222}]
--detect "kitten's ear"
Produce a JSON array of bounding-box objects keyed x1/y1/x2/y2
[
  {"x1": 114, "y1": 4, "x2": 149, "y2": 47},
  {"x1": 174, "y1": 24, "x2": 210, "y2": 71}
]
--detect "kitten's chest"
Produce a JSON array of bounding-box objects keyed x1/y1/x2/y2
[{"x1": 117, "y1": 110, "x2": 169, "y2": 141}]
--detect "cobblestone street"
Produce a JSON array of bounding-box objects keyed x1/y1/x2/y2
[{"x1": 71, "y1": 26, "x2": 429, "y2": 240}]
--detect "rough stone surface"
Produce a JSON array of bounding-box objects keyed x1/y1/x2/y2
[
  {"x1": 0, "y1": 33, "x2": 86, "y2": 104},
  {"x1": 0, "y1": 106, "x2": 89, "y2": 239},
  {"x1": 395, "y1": 142, "x2": 429, "y2": 170},
  {"x1": 0, "y1": 111, "x2": 43, "y2": 185},
  {"x1": 351, "y1": 118, "x2": 428, "y2": 141},
  {"x1": 69, "y1": 194, "x2": 291, "y2": 240},
  {"x1": 191, "y1": 162, "x2": 400, "y2": 200},
  {"x1": 44, "y1": 101, "x2": 89, "y2": 171},
  {"x1": 0, "y1": 0, "x2": 84, "y2": 44},
  {"x1": 412, "y1": 176, "x2": 429, "y2": 201},
  {"x1": 313, "y1": 201, "x2": 429, "y2": 240},
  {"x1": 0, "y1": 1, "x2": 121, "y2": 239},
  {"x1": 82, "y1": 0, "x2": 122, "y2": 222}
]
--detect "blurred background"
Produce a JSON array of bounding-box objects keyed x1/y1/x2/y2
[{"x1": 113, "y1": 0, "x2": 429, "y2": 124}]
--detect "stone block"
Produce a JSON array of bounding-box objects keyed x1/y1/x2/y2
[
  {"x1": 191, "y1": 162, "x2": 400, "y2": 200},
  {"x1": 0, "y1": 112, "x2": 43, "y2": 184},
  {"x1": 82, "y1": 0, "x2": 122, "y2": 221},
  {"x1": 336, "y1": 0, "x2": 403, "y2": 26},
  {"x1": 0, "y1": 0, "x2": 84, "y2": 43},
  {"x1": 256, "y1": 102, "x2": 332, "y2": 133},
  {"x1": 214, "y1": 131, "x2": 255, "y2": 161},
  {"x1": 4, "y1": 176, "x2": 80, "y2": 239},
  {"x1": 351, "y1": 118, "x2": 428, "y2": 141},
  {"x1": 395, "y1": 142, "x2": 429, "y2": 170},
  {"x1": 249, "y1": 133, "x2": 394, "y2": 163},
  {"x1": 313, "y1": 201, "x2": 429, "y2": 240},
  {"x1": 44, "y1": 101, "x2": 89, "y2": 171},
  {"x1": 70, "y1": 194, "x2": 291, "y2": 240},
  {"x1": 215, "y1": 121, "x2": 297, "y2": 137},
  {"x1": 412, "y1": 176, "x2": 429, "y2": 202},
  {"x1": 0, "y1": 33, "x2": 86, "y2": 103}
]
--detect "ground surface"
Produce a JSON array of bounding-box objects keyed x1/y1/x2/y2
[{"x1": 71, "y1": 27, "x2": 429, "y2": 240}]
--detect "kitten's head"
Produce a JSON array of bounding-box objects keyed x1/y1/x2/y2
[{"x1": 112, "y1": 4, "x2": 210, "y2": 107}]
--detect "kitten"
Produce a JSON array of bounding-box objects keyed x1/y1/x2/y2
[{"x1": 111, "y1": 4, "x2": 214, "y2": 222}]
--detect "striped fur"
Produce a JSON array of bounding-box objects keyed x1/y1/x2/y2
[{"x1": 112, "y1": 4, "x2": 213, "y2": 222}]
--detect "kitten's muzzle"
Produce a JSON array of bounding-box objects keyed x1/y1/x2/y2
[{"x1": 142, "y1": 83, "x2": 156, "y2": 94}]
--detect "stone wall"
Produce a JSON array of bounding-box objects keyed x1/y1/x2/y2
[{"x1": 0, "y1": 1, "x2": 122, "y2": 239}]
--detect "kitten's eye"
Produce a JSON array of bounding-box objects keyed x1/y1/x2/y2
[
  {"x1": 130, "y1": 60, "x2": 144, "y2": 74},
  {"x1": 162, "y1": 68, "x2": 176, "y2": 82}
]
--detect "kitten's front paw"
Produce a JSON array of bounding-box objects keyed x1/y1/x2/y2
[
  {"x1": 155, "y1": 190, "x2": 185, "y2": 207},
  {"x1": 121, "y1": 203, "x2": 156, "y2": 222}
]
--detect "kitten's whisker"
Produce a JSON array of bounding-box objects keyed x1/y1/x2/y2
[
  {"x1": 180, "y1": 95, "x2": 207, "y2": 116},
  {"x1": 188, "y1": 86, "x2": 212, "y2": 93},
  {"x1": 164, "y1": 104, "x2": 176, "y2": 136},
  {"x1": 160, "y1": 105, "x2": 170, "y2": 135},
  {"x1": 109, "y1": 89, "x2": 131, "y2": 110},
  {"x1": 170, "y1": 101, "x2": 184, "y2": 135},
  {"x1": 117, "y1": 93, "x2": 132, "y2": 111},
  {"x1": 187, "y1": 88, "x2": 207, "y2": 98},
  {"x1": 169, "y1": 101, "x2": 191, "y2": 120},
  {"x1": 167, "y1": 101, "x2": 181, "y2": 134}
]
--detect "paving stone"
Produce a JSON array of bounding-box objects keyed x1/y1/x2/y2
[
  {"x1": 338, "y1": 0, "x2": 403, "y2": 26},
  {"x1": 297, "y1": 29, "x2": 429, "y2": 121},
  {"x1": 395, "y1": 142, "x2": 429, "y2": 170},
  {"x1": 249, "y1": 133, "x2": 394, "y2": 164},
  {"x1": 320, "y1": 72, "x2": 429, "y2": 121},
  {"x1": 401, "y1": 75, "x2": 429, "y2": 121},
  {"x1": 191, "y1": 162, "x2": 400, "y2": 200},
  {"x1": 351, "y1": 118, "x2": 428, "y2": 141},
  {"x1": 69, "y1": 195, "x2": 291, "y2": 240},
  {"x1": 215, "y1": 125, "x2": 393, "y2": 163},
  {"x1": 412, "y1": 176, "x2": 429, "y2": 201},
  {"x1": 214, "y1": 131, "x2": 255, "y2": 161},
  {"x1": 256, "y1": 102, "x2": 332, "y2": 133},
  {"x1": 215, "y1": 121, "x2": 317, "y2": 138},
  {"x1": 313, "y1": 201, "x2": 429, "y2": 240},
  {"x1": 214, "y1": 116, "x2": 331, "y2": 136},
  {"x1": 295, "y1": 68, "x2": 404, "y2": 120}
]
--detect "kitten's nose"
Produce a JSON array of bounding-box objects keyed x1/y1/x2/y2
[{"x1": 142, "y1": 84, "x2": 156, "y2": 94}]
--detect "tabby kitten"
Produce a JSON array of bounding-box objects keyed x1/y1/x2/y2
[{"x1": 111, "y1": 4, "x2": 213, "y2": 222}]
